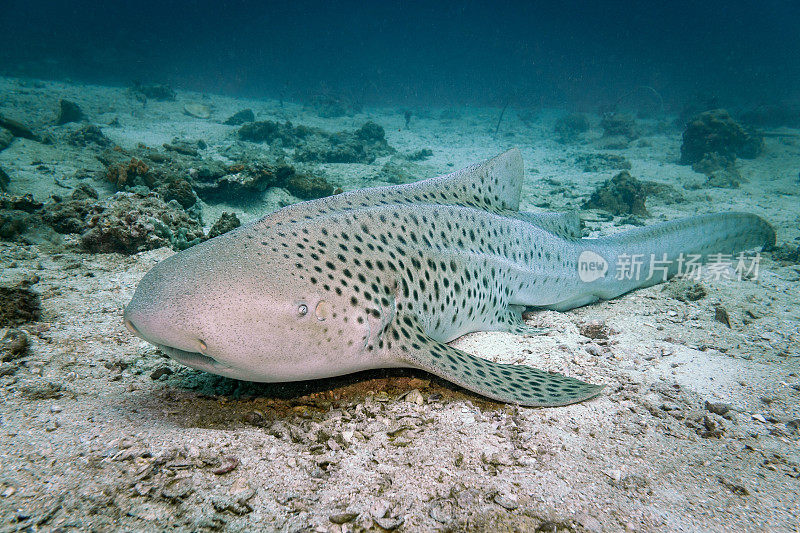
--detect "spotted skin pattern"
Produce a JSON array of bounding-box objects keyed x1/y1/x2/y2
[{"x1": 125, "y1": 149, "x2": 775, "y2": 407}]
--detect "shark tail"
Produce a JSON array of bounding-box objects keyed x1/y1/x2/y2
[{"x1": 586, "y1": 212, "x2": 775, "y2": 299}]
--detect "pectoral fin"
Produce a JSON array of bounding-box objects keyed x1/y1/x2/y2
[{"x1": 389, "y1": 314, "x2": 603, "y2": 407}]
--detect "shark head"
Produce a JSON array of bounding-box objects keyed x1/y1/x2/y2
[{"x1": 124, "y1": 224, "x2": 381, "y2": 383}]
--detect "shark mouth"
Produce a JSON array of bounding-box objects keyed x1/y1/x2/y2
[{"x1": 157, "y1": 344, "x2": 233, "y2": 373}]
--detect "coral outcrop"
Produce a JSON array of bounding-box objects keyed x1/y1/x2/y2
[
  {"x1": 554, "y1": 113, "x2": 589, "y2": 143},
  {"x1": 80, "y1": 192, "x2": 204, "y2": 253},
  {"x1": 239, "y1": 120, "x2": 394, "y2": 164},
  {"x1": 0, "y1": 282, "x2": 41, "y2": 326},
  {"x1": 680, "y1": 109, "x2": 763, "y2": 165},
  {"x1": 582, "y1": 171, "x2": 649, "y2": 216},
  {"x1": 600, "y1": 113, "x2": 638, "y2": 140},
  {"x1": 223, "y1": 109, "x2": 255, "y2": 126}
]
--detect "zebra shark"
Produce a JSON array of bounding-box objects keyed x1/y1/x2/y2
[{"x1": 124, "y1": 149, "x2": 774, "y2": 406}]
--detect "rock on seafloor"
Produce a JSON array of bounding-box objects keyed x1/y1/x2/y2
[{"x1": 184, "y1": 103, "x2": 212, "y2": 119}]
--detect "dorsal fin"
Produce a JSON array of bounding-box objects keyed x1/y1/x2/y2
[
  {"x1": 254, "y1": 149, "x2": 526, "y2": 230},
  {"x1": 513, "y1": 210, "x2": 583, "y2": 239},
  {"x1": 405, "y1": 148, "x2": 523, "y2": 212}
]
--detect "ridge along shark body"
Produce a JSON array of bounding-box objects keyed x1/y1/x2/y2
[{"x1": 124, "y1": 149, "x2": 775, "y2": 407}]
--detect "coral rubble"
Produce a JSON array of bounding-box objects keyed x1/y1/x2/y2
[{"x1": 67, "y1": 125, "x2": 111, "y2": 147}]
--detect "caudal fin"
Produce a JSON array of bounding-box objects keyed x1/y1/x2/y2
[{"x1": 585, "y1": 212, "x2": 775, "y2": 300}]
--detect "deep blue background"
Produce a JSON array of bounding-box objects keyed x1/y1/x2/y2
[{"x1": 1, "y1": 0, "x2": 798, "y2": 109}]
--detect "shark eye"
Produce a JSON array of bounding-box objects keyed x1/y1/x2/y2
[{"x1": 298, "y1": 304, "x2": 308, "y2": 316}]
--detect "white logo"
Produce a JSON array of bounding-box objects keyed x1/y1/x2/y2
[{"x1": 578, "y1": 250, "x2": 608, "y2": 283}]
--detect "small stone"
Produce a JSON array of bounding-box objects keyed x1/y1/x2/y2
[
  {"x1": 329, "y1": 512, "x2": 358, "y2": 524},
  {"x1": 429, "y1": 499, "x2": 453, "y2": 523},
  {"x1": 405, "y1": 389, "x2": 424, "y2": 405},
  {"x1": 212, "y1": 456, "x2": 240, "y2": 475},
  {"x1": 493, "y1": 492, "x2": 519, "y2": 510},
  {"x1": 705, "y1": 401, "x2": 730, "y2": 416},
  {"x1": 184, "y1": 103, "x2": 211, "y2": 119},
  {"x1": 370, "y1": 499, "x2": 391, "y2": 519},
  {"x1": 150, "y1": 366, "x2": 173, "y2": 380},
  {"x1": 50, "y1": 404, "x2": 62, "y2": 413},
  {"x1": 1, "y1": 328, "x2": 31, "y2": 361},
  {"x1": 714, "y1": 306, "x2": 731, "y2": 328},
  {"x1": 718, "y1": 476, "x2": 749, "y2": 496},
  {"x1": 374, "y1": 516, "x2": 404, "y2": 530},
  {"x1": 56, "y1": 99, "x2": 84, "y2": 125},
  {"x1": 207, "y1": 212, "x2": 241, "y2": 240},
  {"x1": 582, "y1": 171, "x2": 649, "y2": 216}
]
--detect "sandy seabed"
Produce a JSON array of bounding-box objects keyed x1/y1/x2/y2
[{"x1": 0, "y1": 77, "x2": 799, "y2": 532}]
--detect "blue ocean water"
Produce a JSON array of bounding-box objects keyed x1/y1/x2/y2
[{"x1": 1, "y1": 0, "x2": 798, "y2": 108}]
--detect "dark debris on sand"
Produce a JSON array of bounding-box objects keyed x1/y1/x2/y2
[{"x1": 0, "y1": 281, "x2": 41, "y2": 327}]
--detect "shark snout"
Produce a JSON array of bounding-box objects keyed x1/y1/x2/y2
[
  {"x1": 124, "y1": 288, "x2": 207, "y2": 356},
  {"x1": 123, "y1": 299, "x2": 166, "y2": 344}
]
